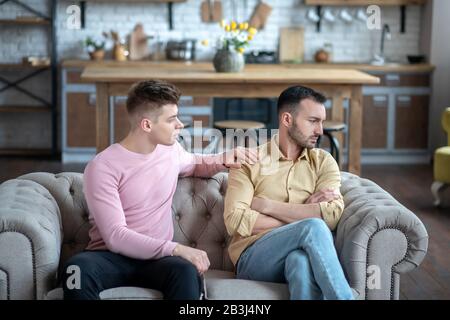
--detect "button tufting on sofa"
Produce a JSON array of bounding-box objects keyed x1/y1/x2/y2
[{"x1": 0, "y1": 171, "x2": 429, "y2": 300}]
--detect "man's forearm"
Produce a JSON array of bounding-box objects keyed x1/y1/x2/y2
[
  {"x1": 263, "y1": 200, "x2": 322, "y2": 224},
  {"x1": 251, "y1": 213, "x2": 285, "y2": 235}
]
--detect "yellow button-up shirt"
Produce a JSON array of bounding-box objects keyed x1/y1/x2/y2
[{"x1": 223, "y1": 134, "x2": 345, "y2": 266}]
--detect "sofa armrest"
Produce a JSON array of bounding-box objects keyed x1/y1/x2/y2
[
  {"x1": 0, "y1": 179, "x2": 62, "y2": 300},
  {"x1": 335, "y1": 172, "x2": 428, "y2": 300}
]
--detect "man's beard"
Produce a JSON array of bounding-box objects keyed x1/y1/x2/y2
[{"x1": 287, "y1": 122, "x2": 318, "y2": 149}]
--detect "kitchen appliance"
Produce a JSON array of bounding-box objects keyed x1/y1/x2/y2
[
  {"x1": 407, "y1": 55, "x2": 426, "y2": 64},
  {"x1": 245, "y1": 50, "x2": 277, "y2": 64},
  {"x1": 165, "y1": 40, "x2": 196, "y2": 61}
]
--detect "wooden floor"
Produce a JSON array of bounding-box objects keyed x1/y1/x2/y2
[
  {"x1": 362, "y1": 165, "x2": 450, "y2": 300},
  {"x1": 0, "y1": 158, "x2": 448, "y2": 300}
]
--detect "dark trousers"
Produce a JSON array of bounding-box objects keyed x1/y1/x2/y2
[{"x1": 61, "y1": 250, "x2": 202, "y2": 300}]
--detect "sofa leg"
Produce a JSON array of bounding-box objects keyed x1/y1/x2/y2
[{"x1": 431, "y1": 181, "x2": 446, "y2": 206}]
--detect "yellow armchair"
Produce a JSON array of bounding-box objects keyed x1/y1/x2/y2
[{"x1": 432, "y1": 107, "x2": 450, "y2": 206}]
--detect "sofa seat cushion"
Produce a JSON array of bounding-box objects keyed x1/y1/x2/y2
[
  {"x1": 45, "y1": 269, "x2": 360, "y2": 300},
  {"x1": 45, "y1": 287, "x2": 163, "y2": 300},
  {"x1": 204, "y1": 269, "x2": 290, "y2": 300},
  {"x1": 204, "y1": 270, "x2": 361, "y2": 300}
]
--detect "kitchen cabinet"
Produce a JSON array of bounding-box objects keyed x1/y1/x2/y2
[
  {"x1": 362, "y1": 95, "x2": 388, "y2": 149},
  {"x1": 361, "y1": 71, "x2": 431, "y2": 164},
  {"x1": 66, "y1": 92, "x2": 96, "y2": 148},
  {"x1": 395, "y1": 95, "x2": 429, "y2": 149}
]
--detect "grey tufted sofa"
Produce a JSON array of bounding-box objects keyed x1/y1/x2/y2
[{"x1": 0, "y1": 171, "x2": 428, "y2": 300}]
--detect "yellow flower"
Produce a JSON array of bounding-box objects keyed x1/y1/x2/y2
[
  {"x1": 201, "y1": 39, "x2": 209, "y2": 46},
  {"x1": 225, "y1": 24, "x2": 231, "y2": 32},
  {"x1": 243, "y1": 22, "x2": 249, "y2": 30},
  {"x1": 231, "y1": 21, "x2": 237, "y2": 30},
  {"x1": 248, "y1": 27, "x2": 257, "y2": 35},
  {"x1": 220, "y1": 19, "x2": 226, "y2": 28},
  {"x1": 247, "y1": 35, "x2": 253, "y2": 41},
  {"x1": 237, "y1": 47, "x2": 245, "y2": 54},
  {"x1": 239, "y1": 23, "x2": 245, "y2": 30}
]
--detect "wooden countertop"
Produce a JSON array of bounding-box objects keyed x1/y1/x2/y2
[
  {"x1": 62, "y1": 59, "x2": 435, "y2": 73},
  {"x1": 81, "y1": 63, "x2": 380, "y2": 85},
  {"x1": 286, "y1": 62, "x2": 435, "y2": 73}
]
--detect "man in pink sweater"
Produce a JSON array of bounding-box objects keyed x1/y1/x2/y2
[{"x1": 62, "y1": 80, "x2": 257, "y2": 300}]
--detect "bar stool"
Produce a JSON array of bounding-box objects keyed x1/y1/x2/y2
[
  {"x1": 213, "y1": 98, "x2": 270, "y2": 149},
  {"x1": 316, "y1": 120, "x2": 346, "y2": 167},
  {"x1": 214, "y1": 120, "x2": 266, "y2": 149}
]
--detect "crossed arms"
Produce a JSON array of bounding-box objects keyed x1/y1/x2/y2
[{"x1": 223, "y1": 154, "x2": 345, "y2": 238}]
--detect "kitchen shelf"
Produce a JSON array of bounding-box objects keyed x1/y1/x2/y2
[
  {"x1": 0, "y1": 106, "x2": 52, "y2": 113},
  {"x1": 0, "y1": 63, "x2": 50, "y2": 69},
  {"x1": 0, "y1": 18, "x2": 50, "y2": 25},
  {"x1": 77, "y1": 0, "x2": 186, "y2": 30},
  {"x1": 0, "y1": 0, "x2": 57, "y2": 157},
  {"x1": 304, "y1": 0, "x2": 426, "y2": 5}
]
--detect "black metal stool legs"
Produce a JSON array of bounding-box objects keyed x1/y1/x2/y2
[{"x1": 317, "y1": 131, "x2": 341, "y2": 166}]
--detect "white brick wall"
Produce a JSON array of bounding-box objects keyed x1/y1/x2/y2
[{"x1": 0, "y1": 0, "x2": 423, "y2": 63}]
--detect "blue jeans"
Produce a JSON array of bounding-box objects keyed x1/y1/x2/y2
[{"x1": 236, "y1": 218, "x2": 354, "y2": 300}]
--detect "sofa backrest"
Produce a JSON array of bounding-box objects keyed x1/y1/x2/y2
[{"x1": 17, "y1": 172, "x2": 234, "y2": 273}]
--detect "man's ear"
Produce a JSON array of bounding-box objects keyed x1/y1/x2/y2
[
  {"x1": 280, "y1": 112, "x2": 293, "y2": 128},
  {"x1": 140, "y1": 118, "x2": 153, "y2": 133}
]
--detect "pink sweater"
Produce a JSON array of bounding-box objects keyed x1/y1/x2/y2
[{"x1": 83, "y1": 142, "x2": 225, "y2": 260}]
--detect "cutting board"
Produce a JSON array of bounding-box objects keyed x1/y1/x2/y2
[
  {"x1": 279, "y1": 27, "x2": 304, "y2": 63},
  {"x1": 201, "y1": 0, "x2": 222, "y2": 23},
  {"x1": 249, "y1": 1, "x2": 272, "y2": 30},
  {"x1": 128, "y1": 23, "x2": 149, "y2": 60}
]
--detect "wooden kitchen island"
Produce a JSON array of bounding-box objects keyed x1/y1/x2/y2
[{"x1": 81, "y1": 62, "x2": 379, "y2": 175}]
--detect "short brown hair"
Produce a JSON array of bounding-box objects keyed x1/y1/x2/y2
[
  {"x1": 126, "y1": 80, "x2": 181, "y2": 122},
  {"x1": 277, "y1": 85, "x2": 326, "y2": 116}
]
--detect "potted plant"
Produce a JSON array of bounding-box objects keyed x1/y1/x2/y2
[
  {"x1": 203, "y1": 20, "x2": 258, "y2": 73},
  {"x1": 85, "y1": 36, "x2": 106, "y2": 61}
]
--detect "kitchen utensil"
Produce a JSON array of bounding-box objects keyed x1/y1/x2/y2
[
  {"x1": 315, "y1": 48, "x2": 330, "y2": 63},
  {"x1": 128, "y1": 23, "x2": 149, "y2": 60},
  {"x1": 322, "y1": 8, "x2": 336, "y2": 23},
  {"x1": 339, "y1": 9, "x2": 353, "y2": 23},
  {"x1": 356, "y1": 8, "x2": 367, "y2": 22},
  {"x1": 249, "y1": 0, "x2": 272, "y2": 30},
  {"x1": 306, "y1": 8, "x2": 320, "y2": 23},
  {"x1": 212, "y1": 0, "x2": 222, "y2": 22},
  {"x1": 166, "y1": 40, "x2": 196, "y2": 61},
  {"x1": 279, "y1": 27, "x2": 304, "y2": 64},
  {"x1": 201, "y1": 0, "x2": 211, "y2": 22},
  {"x1": 22, "y1": 56, "x2": 51, "y2": 66},
  {"x1": 201, "y1": 0, "x2": 222, "y2": 23},
  {"x1": 407, "y1": 55, "x2": 425, "y2": 64}
]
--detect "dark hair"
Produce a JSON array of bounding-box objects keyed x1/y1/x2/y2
[
  {"x1": 126, "y1": 80, "x2": 181, "y2": 118},
  {"x1": 277, "y1": 85, "x2": 326, "y2": 115}
]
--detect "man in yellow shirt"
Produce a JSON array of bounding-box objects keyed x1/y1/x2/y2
[{"x1": 223, "y1": 85, "x2": 354, "y2": 300}]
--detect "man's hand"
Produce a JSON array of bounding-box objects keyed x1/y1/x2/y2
[
  {"x1": 305, "y1": 188, "x2": 340, "y2": 204},
  {"x1": 172, "y1": 244, "x2": 210, "y2": 275},
  {"x1": 223, "y1": 147, "x2": 259, "y2": 169}
]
